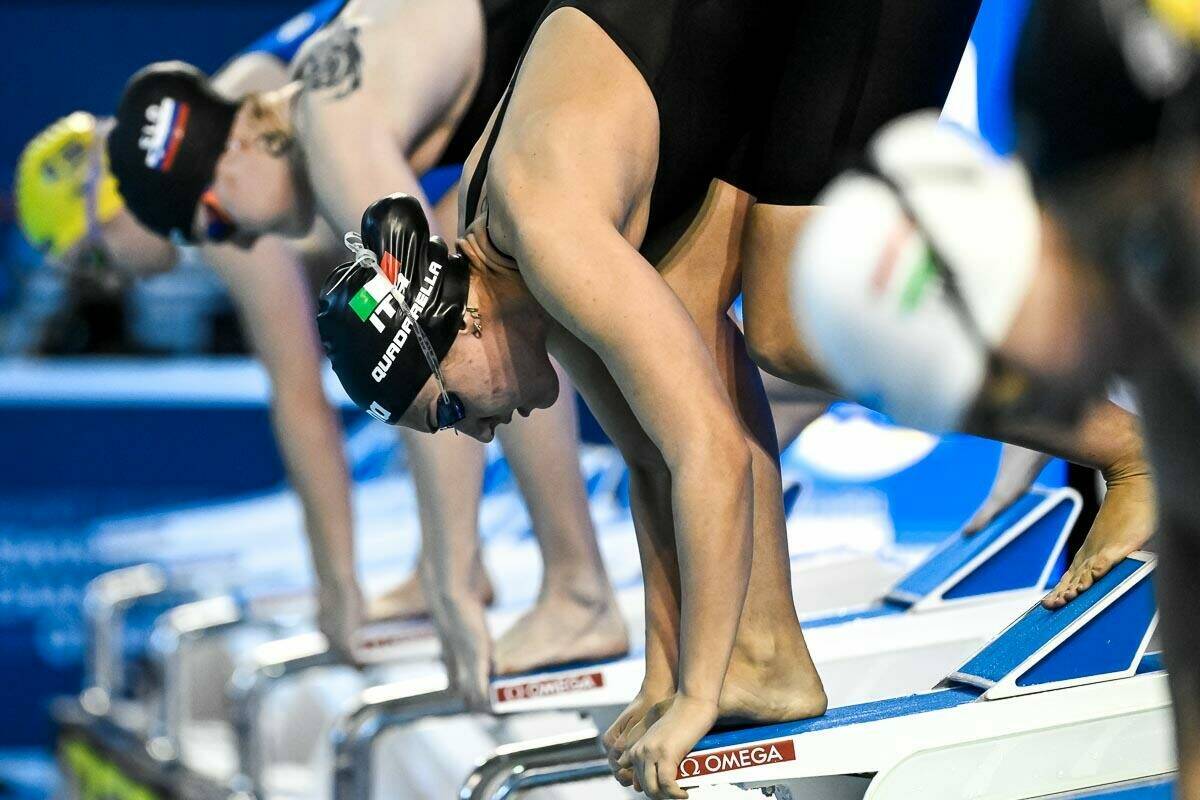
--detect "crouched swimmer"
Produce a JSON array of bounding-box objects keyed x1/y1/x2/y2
[{"x1": 105, "y1": 0, "x2": 629, "y2": 707}]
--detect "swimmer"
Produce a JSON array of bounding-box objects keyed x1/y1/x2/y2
[
  {"x1": 786, "y1": 2, "x2": 1191, "y2": 781},
  {"x1": 104, "y1": 0, "x2": 628, "y2": 706},
  {"x1": 1010, "y1": 1, "x2": 1200, "y2": 792},
  {"x1": 711, "y1": 0, "x2": 1158, "y2": 615},
  {"x1": 316, "y1": 2, "x2": 992, "y2": 796},
  {"x1": 16, "y1": 1, "x2": 369, "y2": 659}
]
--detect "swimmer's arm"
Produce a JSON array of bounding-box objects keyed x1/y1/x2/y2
[
  {"x1": 511, "y1": 215, "x2": 753, "y2": 710},
  {"x1": 311, "y1": 128, "x2": 442, "y2": 237},
  {"x1": 205, "y1": 238, "x2": 360, "y2": 602}
]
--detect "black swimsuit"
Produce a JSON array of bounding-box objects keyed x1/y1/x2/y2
[
  {"x1": 465, "y1": 0, "x2": 983, "y2": 253},
  {"x1": 464, "y1": 0, "x2": 760, "y2": 255}
]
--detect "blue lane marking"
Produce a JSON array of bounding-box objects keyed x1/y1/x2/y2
[
  {"x1": 942, "y1": 496, "x2": 1073, "y2": 600},
  {"x1": 802, "y1": 600, "x2": 907, "y2": 629},
  {"x1": 1136, "y1": 652, "x2": 1164, "y2": 675},
  {"x1": 1049, "y1": 776, "x2": 1175, "y2": 799}
]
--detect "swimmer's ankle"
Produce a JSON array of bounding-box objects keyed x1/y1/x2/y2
[
  {"x1": 539, "y1": 570, "x2": 617, "y2": 609},
  {"x1": 730, "y1": 619, "x2": 809, "y2": 671}
]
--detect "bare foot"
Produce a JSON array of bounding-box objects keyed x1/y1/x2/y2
[
  {"x1": 965, "y1": 445, "x2": 1052, "y2": 535},
  {"x1": 609, "y1": 639, "x2": 826, "y2": 789},
  {"x1": 715, "y1": 641, "x2": 827, "y2": 725},
  {"x1": 492, "y1": 586, "x2": 629, "y2": 674},
  {"x1": 1043, "y1": 473, "x2": 1156, "y2": 609},
  {"x1": 368, "y1": 564, "x2": 495, "y2": 621}
]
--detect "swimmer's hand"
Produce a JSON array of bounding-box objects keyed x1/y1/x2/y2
[
  {"x1": 317, "y1": 582, "x2": 366, "y2": 663},
  {"x1": 604, "y1": 687, "x2": 673, "y2": 785},
  {"x1": 964, "y1": 444, "x2": 1051, "y2": 536},
  {"x1": 429, "y1": 591, "x2": 493, "y2": 711},
  {"x1": 617, "y1": 694, "x2": 717, "y2": 799}
]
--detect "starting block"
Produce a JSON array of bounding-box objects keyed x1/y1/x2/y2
[{"x1": 679, "y1": 553, "x2": 1168, "y2": 800}]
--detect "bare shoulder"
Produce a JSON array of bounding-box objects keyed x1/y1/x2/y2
[{"x1": 291, "y1": 0, "x2": 481, "y2": 104}]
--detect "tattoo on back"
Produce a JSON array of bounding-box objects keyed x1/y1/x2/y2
[{"x1": 293, "y1": 20, "x2": 363, "y2": 99}]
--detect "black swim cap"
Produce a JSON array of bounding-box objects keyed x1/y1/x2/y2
[
  {"x1": 108, "y1": 61, "x2": 238, "y2": 240},
  {"x1": 317, "y1": 194, "x2": 471, "y2": 424},
  {"x1": 1013, "y1": 0, "x2": 1196, "y2": 183}
]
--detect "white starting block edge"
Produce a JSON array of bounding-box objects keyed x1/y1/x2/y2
[
  {"x1": 490, "y1": 488, "x2": 1079, "y2": 717},
  {"x1": 887, "y1": 487, "x2": 1079, "y2": 612},
  {"x1": 675, "y1": 553, "x2": 1168, "y2": 794}
]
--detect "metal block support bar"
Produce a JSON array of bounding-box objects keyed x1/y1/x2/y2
[
  {"x1": 331, "y1": 676, "x2": 464, "y2": 800},
  {"x1": 493, "y1": 760, "x2": 613, "y2": 800},
  {"x1": 145, "y1": 596, "x2": 248, "y2": 763},
  {"x1": 82, "y1": 565, "x2": 169, "y2": 716},
  {"x1": 227, "y1": 632, "x2": 346, "y2": 796},
  {"x1": 460, "y1": 731, "x2": 607, "y2": 800}
]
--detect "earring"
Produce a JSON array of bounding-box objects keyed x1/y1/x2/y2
[{"x1": 465, "y1": 307, "x2": 483, "y2": 338}]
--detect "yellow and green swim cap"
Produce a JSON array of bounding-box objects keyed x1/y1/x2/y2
[{"x1": 14, "y1": 111, "x2": 125, "y2": 258}]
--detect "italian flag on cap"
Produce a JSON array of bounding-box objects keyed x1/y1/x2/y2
[{"x1": 349, "y1": 273, "x2": 394, "y2": 322}]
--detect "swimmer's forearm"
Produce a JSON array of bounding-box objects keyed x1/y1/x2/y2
[
  {"x1": 207, "y1": 239, "x2": 359, "y2": 594},
  {"x1": 671, "y1": 442, "x2": 753, "y2": 704},
  {"x1": 969, "y1": 399, "x2": 1147, "y2": 483},
  {"x1": 271, "y1": 390, "x2": 359, "y2": 589}
]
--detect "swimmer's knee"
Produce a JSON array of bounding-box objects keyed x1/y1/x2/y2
[{"x1": 742, "y1": 305, "x2": 819, "y2": 386}]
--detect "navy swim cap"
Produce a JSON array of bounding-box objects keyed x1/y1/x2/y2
[
  {"x1": 317, "y1": 194, "x2": 471, "y2": 424},
  {"x1": 108, "y1": 61, "x2": 237, "y2": 240}
]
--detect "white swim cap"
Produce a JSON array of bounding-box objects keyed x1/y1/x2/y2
[{"x1": 791, "y1": 112, "x2": 1041, "y2": 433}]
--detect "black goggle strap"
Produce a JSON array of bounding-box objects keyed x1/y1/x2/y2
[
  {"x1": 855, "y1": 155, "x2": 993, "y2": 353},
  {"x1": 855, "y1": 154, "x2": 1034, "y2": 419},
  {"x1": 340, "y1": 231, "x2": 457, "y2": 418}
]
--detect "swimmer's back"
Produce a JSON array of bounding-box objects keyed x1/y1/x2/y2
[{"x1": 292, "y1": 0, "x2": 484, "y2": 183}]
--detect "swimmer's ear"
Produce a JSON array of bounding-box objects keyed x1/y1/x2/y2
[{"x1": 360, "y1": 193, "x2": 430, "y2": 280}]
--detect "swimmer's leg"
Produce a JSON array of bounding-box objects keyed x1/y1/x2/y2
[
  {"x1": 741, "y1": 207, "x2": 1155, "y2": 606},
  {"x1": 615, "y1": 182, "x2": 829, "y2": 759},
  {"x1": 368, "y1": 430, "x2": 494, "y2": 622},
  {"x1": 400, "y1": 430, "x2": 494, "y2": 708},
  {"x1": 759, "y1": 371, "x2": 831, "y2": 450},
  {"x1": 492, "y1": 364, "x2": 629, "y2": 674},
  {"x1": 741, "y1": 203, "x2": 828, "y2": 386}
]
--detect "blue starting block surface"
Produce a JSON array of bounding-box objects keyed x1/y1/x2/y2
[
  {"x1": 803, "y1": 489, "x2": 1077, "y2": 632},
  {"x1": 888, "y1": 490, "x2": 1075, "y2": 607},
  {"x1": 693, "y1": 554, "x2": 1160, "y2": 752},
  {"x1": 952, "y1": 554, "x2": 1156, "y2": 693}
]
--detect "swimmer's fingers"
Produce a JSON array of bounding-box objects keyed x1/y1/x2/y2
[
  {"x1": 628, "y1": 740, "x2": 688, "y2": 800},
  {"x1": 605, "y1": 692, "x2": 671, "y2": 774},
  {"x1": 602, "y1": 702, "x2": 640, "y2": 755},
  {"x1": 965, "y1": 446, "x2": 1050, "y2": 536},
  {"x1": 1043, "y1": 551, "x2": 1119, "y2": 609}
]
